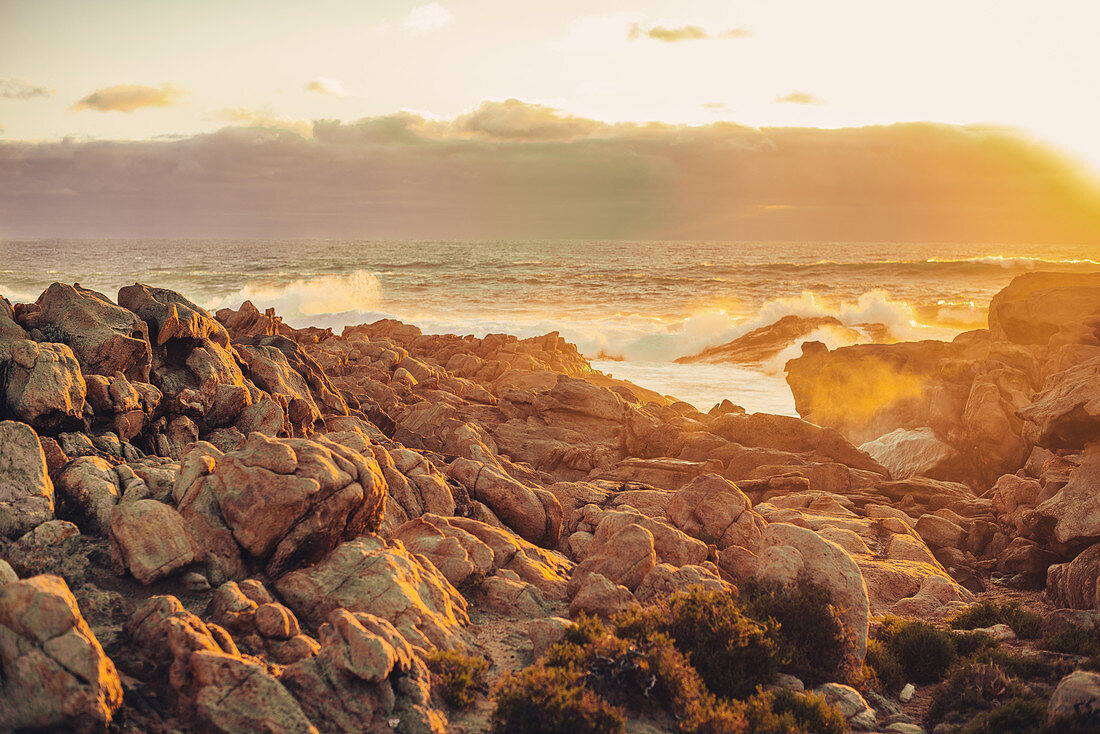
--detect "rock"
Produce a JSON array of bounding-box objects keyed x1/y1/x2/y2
[
  {"x1": 815, "y1": 682, "x2": 877, "y2": 731},
  {"x1": 528, "y1": 616, "x2": 571, "y2": 657},
  {"x1": 110, "y1": 499, "x2": 198, "y2": 584},
  {"x1": 208, "y1": 581, "x2": 259, "y2": 634},
  {"x1": 0, "y1": 559, "x2": 16, "y2": 586},
  {"x1": 189, "y1": 650, "x2": 319, "y2": 734},
  {"x1": 389, "y1": 514, "x2": 495, "y2": 586},
  {"x1": 254, "y1": 602, "x2": 301, "y2": 640},
  {"x1": 970, "y1": 623, "x2": 1016, "y2": 641},
  {"x1": 0, "y1": 574, "x2": 123, "y2": 732},
  {"x1": 859, "y1": 427, "x2": 964, "y2": 480},
  {"x1": 1027, "y1": 445, "x2": 1100, "y2": 549},
  {"x1": 176, "y1": 433, "x2": 387, "y2": 579},
  {"x1": 5, "y1": 520, "x2": 85, "y2": 582},
  {"x1": 568, "y1": 572, "x2": 637, "y2": 618},
  {"x1": 988, "y1": 271, "x2": 1100, "y2": 345},
  {"x1": 19, "y1": 283, "x2": 152, "y2": 380},
  {"x1": 634, "y1": 563, "x2": 728, "y2": 605},
  {"x1": 1047, "y1": 670, "x2": 1100, "y2": 722},
  {"x1": 0, "y1": 420, "x2": 55, "y2": 537},
  {"x1": 2, "y1": 339, "x2": 87, "y2": 433},
  {"x1": 448, "y1": 457, "x2": 560, "y2": 546},
  {"x1": 274, "y1": 535, "x2": 470, "y2": 650},
  {"x1": 915, "y1": 514, "x2": 966, "y2": 549},
  {"x1": 1047, "y1": 543, "x2": 1100, "y2": 610},
  {"x1": 889, "y1": 574, "x2": 974, "y2": 618},
  {"x1": 570, "y1": 520, "x2": 656, "y2": 593},
  {"x1": 899, "y1": 683, "x2": 915, "y2": 703},
  {"x1": 1019, "y1": 357, "x2": 1100, "y2": 449},
  {"x1": 1041, "y1": 609, "x2": 1100, "y2": 636},
  {"x1": 280, "y1": 609, "x2": 446, "y2": 733},
  {"x1": 479, "y1": 574, "x2": 547, "y2": 617},
  {"x1": 55, "y1": 455, "x2": 120, "y2": 535},
  {"x1": 666, "y1": 472, "x2": 764, "y2": 549}
]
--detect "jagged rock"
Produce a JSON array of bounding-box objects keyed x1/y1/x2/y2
[
  {"x1": 389, "y1": 515, "x2": 495, "y2": 586},
  {"x1": 1027, "y1": 445, "x2": 1100, "y2": 549},
  {"x1": 109, "y1": 499, "x2": 198, "y2": 584},
  {"x1": 666, "y1": 472, "x2": 764, "y2": 549},
  {"x1": 175, "y1": 432, "x2": 387, "y2": 579},
  {"x1": 1019, "y1": 356, "x2": 1100, "y2": 449},
  {"x1": 478, "y1": 573, "x2": 548, "y2": 617},
  {"x1": 1047, "y1": 670, "x2": 1100, "y2": 722},
  {"x1": 0, "y1": 420, "x2": 55, "y2": 537},
  {"x1": 189, "y1": 650, "x2": 319, "y2": 734},
  {"x1": 0, "y1": 574, "x2": 123, "y2": 732},
  {"x1": 5, "y1": 520, "x2": 85, "y2": 582},
  {"x1": 18, "y1": 283, "x2": 152, "y2": 381},
  {"x1": 280, "y1": 609, "x2": 447, "y2": 733},
  {"x1": 1047, "y1": 543, "x2": 1100, "y2": 610},
  {"x1": 274, "y1": 535, "x2": 470, "y2": 650},
  {"x1": 55, "y1": 455, "x2": 120, "y2": 535}
]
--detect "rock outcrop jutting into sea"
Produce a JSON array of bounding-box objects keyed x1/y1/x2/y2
[{"x1": 1, "y1": 273, "x2": 1099, "y2": 732}]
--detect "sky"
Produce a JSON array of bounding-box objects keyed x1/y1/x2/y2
[{"x1": 2, "y1": 0, "x2": 1100, "y2": 242}]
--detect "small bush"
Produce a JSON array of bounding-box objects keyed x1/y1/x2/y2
[
  {"x1": 949, "y1": 602, "x2": 1042, "y2": 639},
  {"x1": 744, "y1": 690, "x2": 845, "y2": 734},
  {"x1": 615, "y1": 587, "x2": 779, "y2": 700},
  {"x1": 879, "y1": 618, "x2": 957, "y2": 684},
  {"x1": 865, "y1": 639, "x2": 905, "y2": 693},
  {"x1": 427, "y1": 649, "x2": 490, "y2": 709},
  {"x1": 1043, "y1": 625, "x2": 1100, "y2": 662},
  {"x1": 957, "y1": 697, "x2": 1048, "y2": 734},
  {"x1": 491, "y1": 666, "x2": 625, "y2": 734},
  {"x1": 925, "y1": 662, "x2": 1034, "y2": 730},
  {"x1": 955, "y1": 631, "x2": 1001, "y2": 659},
  {"x1": 737, "y1": 578, "x2": 850, "y2": 687}
]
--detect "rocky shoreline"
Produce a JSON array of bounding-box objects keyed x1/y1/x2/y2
[{"x1": 1, "y1": 273, "x2": 1098, "y2": 732}]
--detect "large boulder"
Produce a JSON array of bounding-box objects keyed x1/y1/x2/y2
[
  {"x1": 1019, "y1": 356, "x2": 1100, "y2": 449},
  {"x1": 54, "y1": 455, "x2": 121, "y2": 536},
  {"x1": 0, "y1": 574, "x2": 123, "y2": 732},
  {"x1": 110, "y1": 499, "x2": 199, "y2": 584},
  {"x1": 859, "y1": 427, "x2": 965, "y2": 480},
  {"x1": 987, "y1": 271, "x2": 1100, "y2": 345},
  {"x1": 1048, "y1": 670, "x2": 1100, "y2": 723},
  {"x1": 0, "y1": 420, "x2": 55, "y2": 537},
  {"x1": 18, "y1": 283, "x2": 151, "y2": 381},
  {"x1": 280, "y1": 609, "x2": 447, "y2": 733},
  {"x1": 176, "y1": 432, "x2": 387, "y2": 580},
  {"x1": 448, "y1": 457, "x2": 561, "y2": 546},
  {"x1": 666, "y1": 473, "x2": 764, "y2": 549},
  {"x1": 274, "y1": 535, "x2": 470, "y2": 650},
  {"x1": 1027, "y1": 445, "x2": 1100, "y2": 549},
  {"x1": 1047, "y1": 543, "x2": 1100, "y2": 611},
  {"x1": 2, "y1": 340, "x2": 86, "y2": 433}
]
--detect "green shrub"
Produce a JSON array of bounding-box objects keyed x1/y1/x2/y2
[
  {"x1": 426, "y1": 649, "x2": 490, "y2": 709},
  {"x1": 963, "y1": 646, "x2": 1071, "y2": 685},
  {"x1": 955, "y1": 631, "x2": 1001, "y2": 659},
  {"x1": 614, "y1": 587, "x2": 779, "y2": 700},
  {"x1": 957, "y1": 697, "x2": 1048, "y2": 734},
  {"x1": 925, "y1": 662, "x2": 1034, "y2": 730},
  {"x1": 737, "y1": 578, "x2": 850, "y2": 687},
  {"x1": 743, "y1": 690, "x2": 845, "y2": 734},
  {"x1": 491, "y1": 666, "x2": 626, "y2": 734},
  {"x1": 864, "y1": 639, "x2": 905, "y2": 693},
  {"x1": 949, "y1": 602, "x2": 1042, "y2": 639},
  {"x1": 1043, "y1": 625, "x2": 1100, "y2": 662},
  {"x1": 879, "y1": 618, "x2": 957, "y2": 684}
]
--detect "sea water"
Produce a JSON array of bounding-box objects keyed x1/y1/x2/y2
[{"x1": 2, "y1": 239, "x2": 1097, "y2": 414}]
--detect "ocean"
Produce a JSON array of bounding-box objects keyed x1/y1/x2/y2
[{"x1": 2, "y1": 239, "x2": 1098, "y2": 415}]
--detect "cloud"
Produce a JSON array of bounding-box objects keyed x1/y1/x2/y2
[
  {"x1": 403, "y1": 3, "x2": 454, "y2": 35},
  {"x1": 629, "y1": 23, "x2": 751, "y2": 42},
  {"x1": 305, "y1": 77, "x2": 347, "y2": 98},
  {"x1": 1, "y1": 101, "x2": 1098, "y2": 244},
  {"x1": 215, "y1": 108, "x2": 313, "y2": 137},
  {"x1": 0, "y1": 78, "x2": 55, "y2": 100},
  {"x1": 73, "y1": 83, "x2": 186, "y2": 112},
  {"x1": 775, "y1": 92, "x2": 823, "y2": 105}
]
